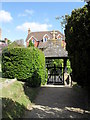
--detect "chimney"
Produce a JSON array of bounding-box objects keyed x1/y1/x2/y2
[
  {"x1": 28, "y1": 28, "x2": 31, "y2": 35},
  {"x1": 0, "y1": 28, "x2": 2, "y2": 40},
  {"x1": 5, "y1": 38, "x2": 8, "y2": 44}
]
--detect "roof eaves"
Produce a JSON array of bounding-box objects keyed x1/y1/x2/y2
[{"x1": 27, "y1": 35, "x2": 39, "y2": 42}]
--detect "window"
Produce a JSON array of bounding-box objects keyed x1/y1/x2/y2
[
  {"x1": 57, "y1": 34, "x2": 62, "y2": 40},
  {"x1": 43, "y1": 37, "x2": 47, "y2": 42},
  {"x1": 43, "y1": 34, "x2": 50, "y2": 42},
  {"x1": 58, "y1": 36, "x2": 61, "y2": 40},
  {"x1": 32, "y1": 39, "x2": 35, "y2": 44},
  {"x1": 45, "y1": 38, "x2": 47, "y2": 42}
]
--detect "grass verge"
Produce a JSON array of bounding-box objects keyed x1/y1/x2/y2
[{"x1": 0, "y1": 80, "x2": 40, "y2": 119}]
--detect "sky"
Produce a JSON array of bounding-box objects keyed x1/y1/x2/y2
[{"x1": 0, "y1": 2, "x2": 86, "y2": 45}]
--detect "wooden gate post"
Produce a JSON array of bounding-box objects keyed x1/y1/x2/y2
[{"x1": 63, "y1": 58, "x2": 67, "y2": 85}]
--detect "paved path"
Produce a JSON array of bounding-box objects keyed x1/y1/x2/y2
[{"x1": 24, "y1": 85, "x2": 90, "y2": 118}]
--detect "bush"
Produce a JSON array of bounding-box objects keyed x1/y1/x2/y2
[
  {"x1": 2, "y1": 47, "x2": 47, "y2": 86},
  {"x1": 65, "y1": 2, "x2": 90, "y2": 87},
  {"x1": 26, "y1": 70, "x2": 41, "y2": 87},
  {"x1": 28, "y1": 40, "x2": 34, "y2": 47}
]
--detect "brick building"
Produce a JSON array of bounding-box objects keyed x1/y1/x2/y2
[
  {"x1": 26, "y1": 28, "x2": 66, "y2": 50},
  {"x1": 0, "y1": 28, "x2": 8, "y2": 56}
]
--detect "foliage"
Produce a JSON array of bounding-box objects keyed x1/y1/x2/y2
[
  {"x1": 7, "y1": 39, "x2": 12, "y2": 44},
  {"x1": 2, "y1": 97, "x2": 26, "y2": 119},
  {"x1": 53, "y1": 59, "x2": 63, "y2": 67},
  {"x1": 26, "y1": 70, "x2": 41, "y2": 87},
  {"x1": 46, "y1": 59, "x2": 63, "y2": 67},
  {"x1": 46, "y1": 59, "x2": 63, "y2": 74},
  {"x1": 28, "y1": 40, "x2": 34, "y2": 47},
  {"x1": 56, "y1": 15, "x2": 69, "y2": 29},
  {"x1": 46, "y1": 58, "x2": 72, "y2": 75},
  {"x1": 7, "y1": 41, "x2": 24, "y2": 48},
  {"x1": 65, "y1": 2, "x2": 90, "y2": 87},
  {"x1": 66, "y1": 59, "x2": 72, "y2": 74},
  {"x1": 15, "y1": 39, "x2": 24, "y2": 46},
  {"x1": 2, "y1": 47, "x2": 46, "y2": 86}
]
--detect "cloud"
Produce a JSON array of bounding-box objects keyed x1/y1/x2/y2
[
  {"x1": 44, "y1": 18, "x2": 49, "y2": 23},
  {"x1": 18, "y1": 14, "x2": 27, "y2": 17},
  {"x1": 0, "y1": 10, "x2": 13, "y2": 22},
  {"x1": 18, "y1": 9, "x2": 34, "y2": 17},
  {"x1": 25, "y1": 9, "x2": 34, "y2": 15},
  {"x1": 16, "y1": 22, "x2": 52, "y2": 32}
]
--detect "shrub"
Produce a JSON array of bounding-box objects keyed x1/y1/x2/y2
[
  {"x1": 26, "y1": 70, "x2": 41, "y2": 87},
  {"x1": 2, "y1": 47, "x2": 47, "y2": 86},
  {"x1": 65, "y1": 3, "x2": 90, "y2": 87},
  {"x1": 28, "y1": 40, "x2": 34, "y2": 47}
]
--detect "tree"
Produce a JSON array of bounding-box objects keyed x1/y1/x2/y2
[
  {"x1": 7, "y1": 41, "x2": 24, "y2": 48},
  {"x1": 7, "y1": 39, "x2": 11, "y2": 44},
  {"x1": 28, "y1": 41, "x2": 34, "y2": 47},
  {"x1": 56, "y1": 15, "x2": 69, "y2": 34},
  {"x1": 65, "y1": 2, "x2": 90, "y2": 87}
]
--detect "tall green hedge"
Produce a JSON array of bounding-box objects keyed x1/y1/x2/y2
[
  {"x1": 2, "y1": 47, "x2": 47, "y2": 86},
  {"x1": 65, "y1": 2, "x2": 90, "y2": 87}
]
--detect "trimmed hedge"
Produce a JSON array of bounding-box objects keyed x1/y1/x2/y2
[{"x1": 2, "y1": 47, "x2": 47, "y2": 86}]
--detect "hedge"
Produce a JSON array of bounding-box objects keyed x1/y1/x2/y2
[
  {"x1": 2, "y1": 47, "x2": 47, "y2": 87},
  {"x1": 65, "y1": 2, "x2": 90, "y2": 87}
]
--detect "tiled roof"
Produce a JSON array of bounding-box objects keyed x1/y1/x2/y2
[
  {"x1": 38, "y1": 41, "x2": 49, "y2": 48},
  {"x1": 43, "y1": 39, "x2": 68, "y2": 58},
  {"x1": 26, "y1": 30, "x2": 64, "y2": 42}
]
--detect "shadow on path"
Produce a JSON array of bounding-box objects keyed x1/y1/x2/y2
[
  {"x1": 2, "y1": 97, "x2": 27, "y2": 119},
  {"x1": 24, "y1": 86, "x2": 90, "y2": 118}
]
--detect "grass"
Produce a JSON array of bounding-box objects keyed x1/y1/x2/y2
[{"x1": 0, "y1": 80, "x2": 40, "y2": 119}]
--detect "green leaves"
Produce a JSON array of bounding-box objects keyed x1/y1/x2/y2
[
  {"x1": 2, "y1": 47, "x2": 46, "y2": 86},
  {"x1": 28, "y1": 40, "x2": 34, "y2": 47},
  {"x1": 65, "y1": 3, "x2": 90, "y2": 87}
]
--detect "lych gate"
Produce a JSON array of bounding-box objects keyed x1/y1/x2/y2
[
  {"x1": 47, "y1": 64, "x2": 63, "y2": 85},
  {"x1": 43, "y1": 31, "x2": 69, "y2": 85},
  {"x1": 45, "y1": 57, "x2": 68, "y2": 85}
]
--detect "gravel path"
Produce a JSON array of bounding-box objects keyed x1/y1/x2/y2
[{"x1": 24, "y1": 85, "x2": 90, "y2": 118}]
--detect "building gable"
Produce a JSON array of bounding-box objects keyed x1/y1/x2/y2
[
  {"x1": 57, "y1": 34, "x2": 62, "y2": 40},
  {"x1": 26, "y1": 29, "x2": 65, "y2": 48},
  {"x1": 43, "y1": 34, "x2": 50, "y2": 42},
  {"x1": 26, "y1": 30, "x2": 64, "y2": 42},
  {"x1": 27, "y1": 36, "x2": 39, "y2": 47}
]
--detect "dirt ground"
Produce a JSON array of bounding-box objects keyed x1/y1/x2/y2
[{"x1": 24, "y1": 85, "x2": 90, "y2": 118}]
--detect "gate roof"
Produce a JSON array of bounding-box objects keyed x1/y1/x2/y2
[{"x1": 43, "y1": 39, "x2": 68, "y2": 59}]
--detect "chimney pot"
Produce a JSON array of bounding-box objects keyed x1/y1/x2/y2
[
  {"x1": 5, "y1": 38, "x2": 8, "y2": 44},
  {"x1": 28, "y1": 28, "x2": 31, "y2": 35}
]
